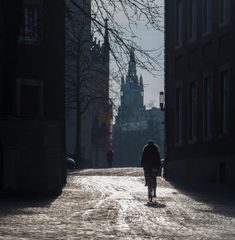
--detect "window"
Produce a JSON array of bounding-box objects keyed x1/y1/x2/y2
[
  {"x1": 175, "y1": 0, "x2": 183, "y2": 47},
  {"x1": 190, "y1": 81, "x2": 197, "y2": 141},
  {"x1": 189, "y1": 0, "x2": 198, "y2": 40},
  {"x1": 203, "y1": 76, "x2": 213, "y2": 138},
  {"x1": 19, "y1": 6, "x2": 40, "y2": 44},
  {"x1": 176, "y1": 88, "x2": 183, "y2": 144},
  {"x1": 16, "y1": 79, "x2": 43, "y2": 116},
  {"x1": 203, "y1": 0, "x2": 213, "y2": 34},
  {"x1": 220, "y1": 69, "x2": 229, "y2": 134},
  {"x1": 220, "y1": 0, "x2": 230, "y2": 25}
]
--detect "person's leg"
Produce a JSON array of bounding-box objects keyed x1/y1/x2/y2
[
  {"x1": 144, "y1": 169, "x2": 147, "y2": 186},
  {"x1": 153, "y1": 175, "x2": 157, "y2": 197}
]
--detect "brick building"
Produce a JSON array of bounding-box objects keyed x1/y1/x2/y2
[
  {"x1": 0, "y1": 0, "x2": 66, "y2": 195},
  {"x1": 164, "y1": 0, "x2": 235, "y2": 184}
]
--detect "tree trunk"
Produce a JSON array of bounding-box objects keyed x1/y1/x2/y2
[{"x1": 75, "y1": 41, "x2": 81, "y2": 168}]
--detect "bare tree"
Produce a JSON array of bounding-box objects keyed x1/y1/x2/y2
[
  {"x1": 66, "y1": 0, "x2": 112, "y2": 166},
  {"x1": 70, "y1": 0, "x2": 163, "y2": 73},
  {"x1": 65, "y1": 0, "x2": 163, "y2": 167}
]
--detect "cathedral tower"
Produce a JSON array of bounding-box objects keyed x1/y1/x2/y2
[{"x1": 120, "y1": 48, "x2": 144, "y2": 117}]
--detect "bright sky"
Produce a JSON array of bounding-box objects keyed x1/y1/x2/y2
[{"x1": 111, "y1": 0, "x2": 164, "y2": 108}]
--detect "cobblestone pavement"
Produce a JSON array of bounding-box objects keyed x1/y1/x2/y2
[{"x1": 0, "y1": 168, "x2": 235, "y2": 240}]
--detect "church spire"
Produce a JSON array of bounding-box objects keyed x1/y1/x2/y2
[
  {"x1": 103, "y1": 18, "x2": 110, "y2": 64},
  {"x1": 128, "y1": 48, "x2": 137, "y2": 81},
  {"x1": 140, "y1": 74, "x2": 143, "y2": 86}
]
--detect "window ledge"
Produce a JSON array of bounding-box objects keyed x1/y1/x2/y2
[
  {"x1": 219, "y1": 21, "x2": 230, "y2": 28},
  {"x1": 175, "y1": 142, "x2": 183, "y2": 147},
  {"x1": 202, "y1": 30, "x2": 212, "y2": 37},
  {"x1": 188, "y1": 138, "x2": 197, "y2": 144},
  {"x1": 174, "y1": 44, "x2": 183, "y2": 51},
  {"x1": 188, "y1": 37, "x2": 197, "y2": 44},
  {"x1": 203, "y1": 136, "x2": 213, "y2": 142}
]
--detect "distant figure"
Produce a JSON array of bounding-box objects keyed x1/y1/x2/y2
[
  {"x1": 141, "y1": 140, "x2": 161, "y2": 197},
  {"x1": 107, "y1": 150, "x2": 114, "y2": 168}
]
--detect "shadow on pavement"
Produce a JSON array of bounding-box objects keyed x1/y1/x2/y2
[
  {"x1": 0, "y1": 193, "x2": 56, "y2": 216},
  {"x1": 145, "y1": 201, "x2": 166, "y2": 209},
  {"x1": 168, "y1": 180, "x2": 235, "y2": 218}
]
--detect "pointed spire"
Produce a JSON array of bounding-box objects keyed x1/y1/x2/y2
[
  {"x1": 103, "y1": 18, "x2": 110, "y2": 64},
  {"x1": 104, "y1": 18, "x2": 109, "y2": 44},
  {"x1": 128, "y1": 47, "x2": 137, "y2": 81},
  {"x1": 121, "y1": 75, "x2": 125, "y2": 86},
  {"x1": 140, "y1": 74, "x2": 143, "y2": 86}
]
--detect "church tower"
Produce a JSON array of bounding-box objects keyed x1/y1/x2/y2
[
  {"x1": 119, "y1": 48, "x2": 145, "y2": 118},
  {"x1": 113, "y1": 48, "x2": 164, "y2": 168}
]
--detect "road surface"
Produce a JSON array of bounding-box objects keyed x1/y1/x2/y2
[{"x1": 0, "y1": 168, "x2": 234, "y2": 239}]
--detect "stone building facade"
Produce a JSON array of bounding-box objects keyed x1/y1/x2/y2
[
  {"x1": 90, "y1": 23, "x2": 112, "y2": 168},
  {"x1": 65, "y1": 0, "x2": 111, "y2": 168},
  {"x1": 0, "y1": 0, "x2": 66, "y2": 195},
  {"x1": 164, "y1": 0, "x2": 235, "y2": 184}
]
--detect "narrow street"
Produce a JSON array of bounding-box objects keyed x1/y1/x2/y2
[{"x1": 0, "y1": 168, "x2": 235, "y2": 240}]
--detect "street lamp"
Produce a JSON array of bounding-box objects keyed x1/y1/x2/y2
[{"x1": 159, "y1": 91, "x2": 165, "y2": 111}]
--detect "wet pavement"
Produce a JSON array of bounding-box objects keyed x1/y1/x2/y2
[{"x1": 0, "y1": 168, "x2": 235, "y2": 239}]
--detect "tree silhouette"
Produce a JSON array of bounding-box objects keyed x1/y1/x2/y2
[{"x1": 65, "y1": 0, "x2": 162, "y2": 167}]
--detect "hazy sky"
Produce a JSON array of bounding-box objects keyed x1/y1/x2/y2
[{"x1": 111, "y1": 0, "x2": 164, "y2": 108}]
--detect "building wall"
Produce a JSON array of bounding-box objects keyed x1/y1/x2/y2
[
  {"x1": 1, "y1": 118, "x2": 64, "y2": 195},
  {"x1": 65, "y1": 0, "x2": 92, "y2": 163},
  {"x1": 89, "y1": 43, "x2": 111, "y2": 168},
  {"x1": 0, "y1": 0, "x2": 66, "y2": 195},
  {"x1": 165, "y1": 0, "x2": 235, "y2": 184},
  {"x1": 114, "y1": 108, "x2": 164, "y2": 167},
  {"x1": 65, "y1": 1, "x2": 111, "y2": 169}
]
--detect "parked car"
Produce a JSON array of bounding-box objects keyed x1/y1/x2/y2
[{"x1": 67, "y1": 157, "x2": 76, "y2": 169}]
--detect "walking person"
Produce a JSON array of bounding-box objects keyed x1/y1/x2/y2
[
  {"x1": 107, "y1": 149, "x2": 114, "y2": 168},
  {"x1": 141, "y1": 140, "x2": 161, "y2": 198}
]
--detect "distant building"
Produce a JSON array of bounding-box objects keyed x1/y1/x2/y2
[
  {"x1": 90, "y1": 21, "x2": 112, "y2": 168},
  {"x1": 113, "y1": 49, "x2": 164, "y2": 167},
  {"x1": 165, "y1": 0, "x2": 235, "y2": 184},
  {"x1": 0, "y1": 0, "x2": 66, "y2": 195},
  {"x1": 65, "y1": 1, "x2": 111, "y2": 168},
  {"x1": 65, "y1": 0, "x2": 92, "y2": 165}
]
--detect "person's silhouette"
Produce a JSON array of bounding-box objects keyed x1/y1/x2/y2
[
  {"x1": 141, "y1": 140, "x2": 161, "y2": 197},
  {"x1": 107, "y1": 149, "x2": 113, "y2": 168}
]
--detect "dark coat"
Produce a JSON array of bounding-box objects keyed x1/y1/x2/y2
[
  {"x1": 107, "y1": 150, "x2": 113, "y2": 162},
  {"x1": 141, "y1": 142, "x2": 161, "y2": 169}
]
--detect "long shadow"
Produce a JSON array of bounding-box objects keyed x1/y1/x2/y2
[
  {"x1": 0, "y1": 193, "x2": 57, "y2": 216},
  {"x1": 167, "y1": 179, "x2": 235, "y2": 218}
]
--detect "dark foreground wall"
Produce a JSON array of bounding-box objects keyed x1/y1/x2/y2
[
  {"x1": 0, "y1": 118, "x2": 65, "y2": 195},
  {"x1": 0, "y1": 0, "x2": 66, "y2": 195},
  {"x1": 164, "y1": 0, "x2": 235, "y2": 184}
]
